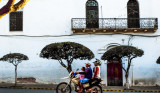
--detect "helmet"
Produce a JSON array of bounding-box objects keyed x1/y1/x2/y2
[{"x1": 93, "y1": 59, "x2": 101, "y2": 66}]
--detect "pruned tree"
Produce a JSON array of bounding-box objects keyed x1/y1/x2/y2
[
  {"x1": 0, "y1": 53, "x2": 29, "y2": 86},
  {"x1": 156, "y1": 56, "x2": 160, "y2": 64},
  {"x1": 101, "y1": 45, "x2": 144, "y2": 88},
  {"x1": 40, "y1": 42, "x2": 94, "y2": 73}
]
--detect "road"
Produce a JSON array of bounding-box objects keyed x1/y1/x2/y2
[{"x1": 0, "y1": 88, "x2": 156, "y2": 93}]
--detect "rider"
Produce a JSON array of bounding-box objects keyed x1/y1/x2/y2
[
  {"x1": 76, "y1": 62, "x2": 92, "y2": 82},
  {"x1": 92, "y1": 59, "x2": 101, "y2": 79},
  {"x1": 79, "y1": 67, "x2": 85, "y2": 80},
  {"x1": 75, "y1": 62, "x2": 92, "y2": 92}
]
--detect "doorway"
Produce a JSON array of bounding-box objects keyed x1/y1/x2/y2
[{"x1": 107, "y1": 62, "x2": 123, "y2": 86}]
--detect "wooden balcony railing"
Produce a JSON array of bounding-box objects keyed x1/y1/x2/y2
[{"x1": 71, "y1": 18, "x2": 158, "y2": 33}]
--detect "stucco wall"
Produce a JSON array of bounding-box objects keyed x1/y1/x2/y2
[
  {"x1": 0, "y1": 0, "x2": 160, "y2": 86},
  {"x1": 0, "y1": 35, "x2": 159, "y2": 85},
  {"x1": 0, "y1": 0, "x2": 160, "y2": 35}
]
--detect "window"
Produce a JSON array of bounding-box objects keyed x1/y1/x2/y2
[
  {"x1": 86, "y1": 0, "x2": 99, "y2": 28},
  {"x1": 10, "y1": 11, "x2": 23, "y2": 31},
  {"x1": 127, "y1": 0, "x2": 140, "y2": 28}
]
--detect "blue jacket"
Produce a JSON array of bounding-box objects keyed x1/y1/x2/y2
[{"x1": 85, "y1": 67, "x2": 93, "y2": 79}]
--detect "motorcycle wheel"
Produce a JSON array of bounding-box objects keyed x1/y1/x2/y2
[
  {"x1": 91, "y1": 85, "x2": 102, "y2": 93},
  {"x1": 56, "y1": 82, "x2": 71, "y2": 93}
]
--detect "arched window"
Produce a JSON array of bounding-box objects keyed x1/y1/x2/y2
[
  {"x1": 86, "y1": 0, "x2": 99, "y2": 28},
  {"x1": 127, "y1": 0, "x2": 140, "y2": 28}
]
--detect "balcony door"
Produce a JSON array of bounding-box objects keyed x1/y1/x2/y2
[
  {"x1": 127, "y1": 0, "x2": 140, "y2": 28},
  {"x1": 86, "y1": 0, "x2": 99, "y2": 28}
]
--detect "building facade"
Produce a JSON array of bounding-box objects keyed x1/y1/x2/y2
[{"x1": 0, "y1": 0, "x2": 159, "y2": 86}]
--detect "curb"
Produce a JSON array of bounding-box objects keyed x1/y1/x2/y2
[
  {"x1": 103, "y1": 89, "x2": 160, "y2": 92},
  {"x1": 0, "y1": 87, "x2": 55, "y2": 90},
  {"x1": 0, "y1": 87, "x2": 160, "y2": 92}
]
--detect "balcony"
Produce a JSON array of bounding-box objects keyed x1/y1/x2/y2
[{"x1": 71, "y1": 18, "x2": 158, "y2": 34}]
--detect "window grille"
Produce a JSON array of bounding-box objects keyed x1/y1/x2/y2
[
  {"x1": 86, "y1": 0, "x2": 99, "y2": 28},
  {"x1": 127, "y1": 0, "x2": 140, "y2": 28},
  {"x1": 10, "y1": 11, "x2": 23, "y2": 31}
]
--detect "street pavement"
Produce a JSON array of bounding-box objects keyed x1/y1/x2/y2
[
  {"x1": 0, "y1": 83, "x2": 160, "y2": 91},
  {"x1": 0, "y1": 88, "x2": 156, "y2": 93},
  {"x1": 0, "y1": 83, "x2": 160, "y2": 93}
]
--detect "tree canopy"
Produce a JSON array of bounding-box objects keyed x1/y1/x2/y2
[
  {"x1": 156, "y1": 56, "x2": 160, "y2": 64},
  {"x1": 40, "y1": 42, "x2": 94, "y2": 72},
  {"x1": 40, "y1": 42, "x2": 94, "y2": 60},
  {"x1": 101, "y1": 45, "x2": 144, "y2": 89},
  {"x1": 101, "y1": 45, "x2": 144, "y2": 62},
  {"x1": 0, "y1": 53, "x2": 29, "y2": 65}
]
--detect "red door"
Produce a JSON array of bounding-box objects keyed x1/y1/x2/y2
[{"x1": 107, "y1": 62, "x2": 123, "y2": 86}]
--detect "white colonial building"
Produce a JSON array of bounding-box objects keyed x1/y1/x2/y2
[{"x1": 0, "y1": 0, "x2": 160, "y2": 86}]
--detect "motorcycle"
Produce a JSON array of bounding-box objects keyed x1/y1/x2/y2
[{"x1": 56, "y1": 69, "x2": 102, "y2": 93}]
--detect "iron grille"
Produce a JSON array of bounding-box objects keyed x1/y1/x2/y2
[
  {"x1": 10, "y1": 11, "x2": 23, "y2": 31},
  {"x1": 71, "y1": 18, "x2": 158, "y2": 30}
]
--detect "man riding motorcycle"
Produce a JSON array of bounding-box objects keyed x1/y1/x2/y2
[
  {"x1": 93, "y1": 59, "x2": 101, "y2": 79},
  {"x1": 75, "y1": 60, "x2": 102, "y2": 92},
  {"x1": 56, "y1": 60, "x2": 102, "y2": 93},
  {"x1": 74, "y1": 62, "x2": 92, "y2": 92}
]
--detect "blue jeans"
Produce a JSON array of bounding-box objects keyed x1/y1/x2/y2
[{"x1": 79, "y1": 78, "x2": 89, "y2": 83}]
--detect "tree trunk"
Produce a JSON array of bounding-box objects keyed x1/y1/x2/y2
[
  {"x1": 125, "y1": 73, "x2": 130, "y2": 89},
  {"x1": 15, "y1": 65, "x2": 17, "y2": 86},
  {"x1": 67, "y1": 64, "x2": 72, "y2": 73}
]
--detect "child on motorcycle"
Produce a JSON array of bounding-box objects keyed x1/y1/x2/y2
[
  {"x1": 72, "y1": 67, "x2": 85, "y2": 85},
  {"x1": 72, "y1": 66, "x2": 85, "y2": 84},
  {"x1": 79, "y1": 67, "x2": 85, "y2": 80},
  {"x1": 76, "y1": 67, "x2": 85, "y2": 92}
]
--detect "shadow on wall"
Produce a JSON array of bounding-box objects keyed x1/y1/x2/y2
[
  {"x1": 17, "y1": 77, "x2": 36, "y2": 83},
  {"x1": 134, "y1": 78, "x2": 158, "y2": 86}
]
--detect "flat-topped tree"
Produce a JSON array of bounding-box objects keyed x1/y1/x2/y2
[
  {"x1": 156, "y1": 57, "x2": 160, "y2": 64},
  {"x1": 40, "y1": 42, "x2": 94, "y2": 73},
  {"x1": 101, "y1": 46, "x2": 144, "y2": 89},
  {"x1": 0, "y1": 53, "x2": 29, "y2": 86}
]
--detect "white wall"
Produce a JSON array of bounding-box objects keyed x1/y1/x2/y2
[
  {"x1": 0, "y1": 35, "x2": 160, "y2": 85},
  {"x1": 0, "y1": 0, "x2": 160, "y2": 85},
  {"x1": 0, "y1": 0, "x2": 160, "y2": 36}
]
